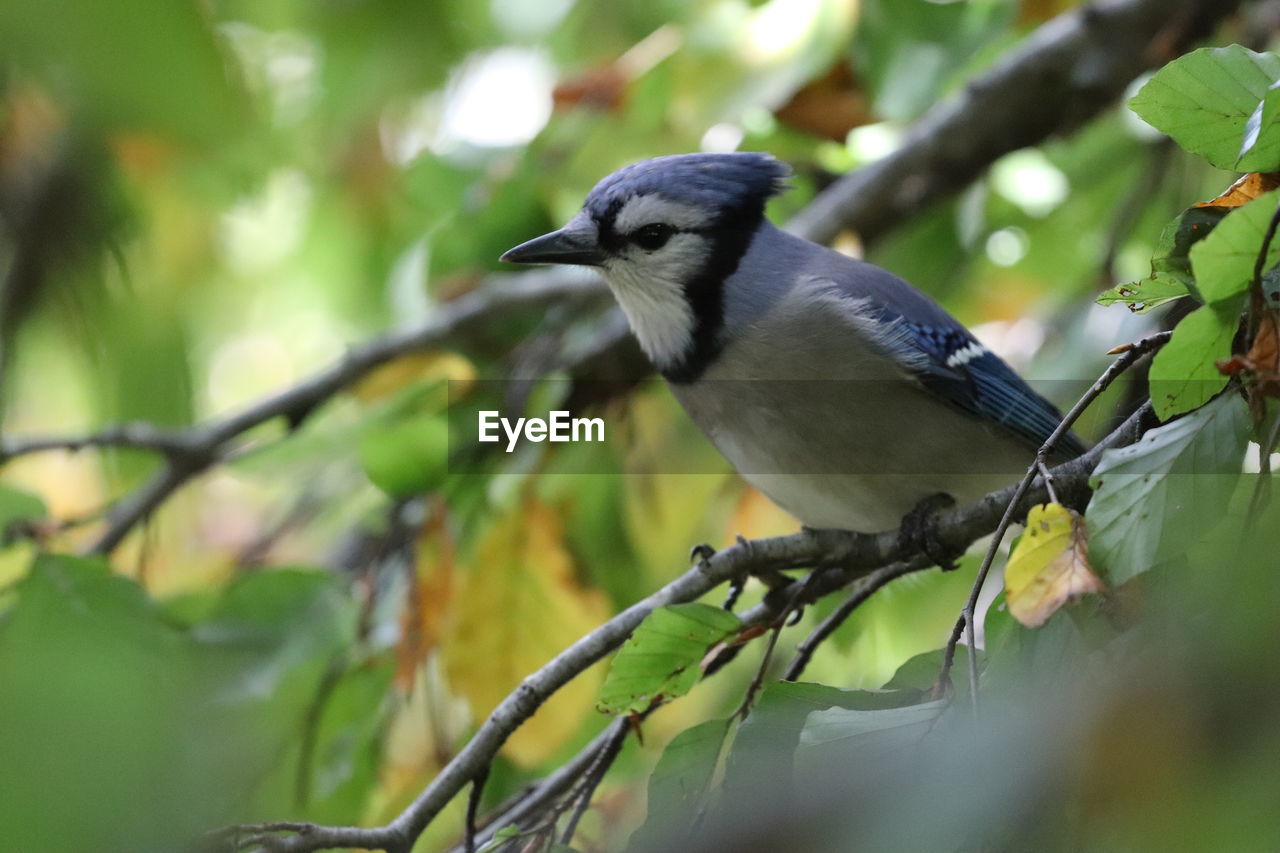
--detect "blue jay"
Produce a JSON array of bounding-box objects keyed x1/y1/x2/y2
[{"x1": 502, "y1": 153, "x2": 1083, "y2": 536}]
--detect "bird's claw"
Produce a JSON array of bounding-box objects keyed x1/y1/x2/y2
[
  {"x1": 898, "y1": 493, "x2": 962, "y2": 571},
  {"x1": 690, "y1": 542, "x2": 716, "y2": 567},
  {"x1": 722, "y1": 574, "x2": 746, "y2": 611}
]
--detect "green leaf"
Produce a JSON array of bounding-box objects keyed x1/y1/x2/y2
[
  {"x1": 1129, "y1": 45, "x2": 1280, "y2": 170},
  {"x1": 0, "y1": 0, "x2": 243, "y2": 146},
  {"x1": 854, "y1": 0, "x2": 1012, "y2": 122},
  {"x1": 626, "y1": 718, "x2": 730, "y2": 852},
  {"x1": 793, "y1": 699, "x2": 947, "y2": 778},
  {"x1": 1189, "y1": 189, "x2": 1280, "y2": 305},
  {"x1": 1150, "y1": 205, "x2": 1228, "y2": 293},
  {"x1": 722, "y1": 681, "x2": 924, "y2": 807},
  {"x1": 1097, "y1": 206, "x2": 1226, "y2": 314},
  {"x1": 882, "y1": 647, "x2": 973, "y2": 697},
  {"x1": 0, "y1": 485, "x2": 46, "y2": 543},
  {"x1": 1238, "y1": 81, "x2": 1280, "y2": 171},
  {"x1": 597, "y1": 604, "x2": 741, "y2": 715},
  {"x1": 1096, "y1": 276, "x2": 1192, "y2": 314},
  {"x1": 477, "y1": 824, "x2": 522, "y2": 853},
  {"x1": 358, "y1": 413, "x2": 450, "y2": 498},
  {"x1": 302, "y1": 661, "x2": 395, "y2": 823},
  {"x1": 0, "y1": 555, "x2": 214, "y2": 852},
  {"x1": 1148, "y1": 304, "x2": 1238, "y2": 420},
  {"x1": 1086, "y1": 394, "x2": 1251, "y2": 583}
]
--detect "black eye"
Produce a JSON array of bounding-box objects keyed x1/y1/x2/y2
[{"x1": 631, "y1": 223, "x2": 676, "y2": 250}]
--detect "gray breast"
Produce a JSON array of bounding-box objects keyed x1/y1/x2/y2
[{"x1": 670, "y1": 273, "x2": 1032, "y2": 532}]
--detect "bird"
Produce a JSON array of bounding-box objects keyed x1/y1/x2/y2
[{"x1": 501, "y1": 152, "x2": 1084, "y2": 541}]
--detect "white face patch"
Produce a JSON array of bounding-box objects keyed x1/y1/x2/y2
[
  {"x1": 600, "y1": 229, "x2": 711, "y2": 372},
  {"x1": 612, "y1": 194, "x2": 708, "y2": 234}
]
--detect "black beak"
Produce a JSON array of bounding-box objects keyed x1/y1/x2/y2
[{"x1": 500, "y1": 227, "x2": 605, "y2": 267}]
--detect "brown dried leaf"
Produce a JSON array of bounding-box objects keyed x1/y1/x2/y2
[
  {"x1": 774, "y1": 62, "x2": 874, "y2": 142},
  {"x1": 395, "y1": 501, "x2": 456, "y2": 691},
  {"x1": 442, "y1": 498, "x2": 609, "y2": 766},
  {"x1": 1218, "y1": 309, "x2": 1280, "y2": 399},
  {"x1": 1195, "y1": 172, "x2": 1280, "y2": 209},
  {"x1": 553, "y1": 66, "x2": 630, "y2": 112}
]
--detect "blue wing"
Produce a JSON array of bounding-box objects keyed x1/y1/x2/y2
[
  {"x1": 817, "y1": 260, "x2": 1086, "y2": 458},
  {"x1": 899, "y1": 320, "x2": 1087, "y2": 457}
]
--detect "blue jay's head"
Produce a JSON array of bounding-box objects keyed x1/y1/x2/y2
[{"x1": 502, "y1": 153, "x2": 790, "y2": 377}]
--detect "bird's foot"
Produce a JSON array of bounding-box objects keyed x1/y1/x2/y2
[
  {"x1": 718, "y1": 536, "x2": 760, "y2": 610},
  {"x1": 690, "y1": 542, "x2": 716, "y2": 568},
  {"x1": 690, "y1": 542, "x2": 744, "y2": 609},
  {"x1": 898, "y1": 493, "x2": 962, "y2": 571}
]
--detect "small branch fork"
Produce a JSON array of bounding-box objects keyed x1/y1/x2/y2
[
  {"x1": 782, "y1": 560, "x2": 927, "y2": 683},
  {"x1": 0, "y1": 271, "x2": 608, "y2": 556},
  {"x1": 938, "y1": 331, "x2": 1172, "y2": 708}
]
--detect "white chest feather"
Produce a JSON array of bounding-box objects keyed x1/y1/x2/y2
[{"x1": 601, "y1": 239, "x2": 708, "y2": 371}]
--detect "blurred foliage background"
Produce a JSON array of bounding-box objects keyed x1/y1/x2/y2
[{"x1": 0, "y1": 0, "x2": 1276, "y2": 851}]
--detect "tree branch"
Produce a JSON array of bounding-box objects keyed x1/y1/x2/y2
[
  {"x1": 557, "y1": 721, "x2": 630, "y2": 846},
  {"x1": 0, "y1": 270, "x2": 609, "y2": 554},
  {"x1": 216, "y1": 403, "x2": 1151, "y2": 853},
  {"x1": 0, "y1": 421, "x2": 200, "y2": 463},
  {"x1": 447, "y1": 720, "x2": 629, "y2": 853},
  {"x1": 788, "y1": 0, "x2": 1243, "y2": 245}
]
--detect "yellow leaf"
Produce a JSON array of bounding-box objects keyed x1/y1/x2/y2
[
  {"x1": 1005, "y1": 503, "x2": 1105, "y2": 628},
  {"x1": 621, "y1": 391, "x2": 735, "y2": 574},
  {"x1": 350, "y1": 351, "x2": 475, "y2": 403},
  {"x1": 1017, "y1": 0, "x2": 1084, "y2": 25},
  {"x1": 442, "y1": 498, "x2": 609, "y2": 766},
  {"x1": 725, "y1": 485, "x2": 799, "y2": 541}
]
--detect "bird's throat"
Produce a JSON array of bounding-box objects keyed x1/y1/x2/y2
[{"x1": 603, "y1": 266, "x2": 698, "y2": 375}]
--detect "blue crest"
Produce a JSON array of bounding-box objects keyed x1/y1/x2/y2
[{"x1": 584, "y1": 153, "x2": 791, "y2": 226}]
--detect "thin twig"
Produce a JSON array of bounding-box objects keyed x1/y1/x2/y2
[
  {"x1": 1036, "y1": 460, "x2": 1061, "y2": 505},
  {"x1": 557, "y1": 722, "x2": 630, "y2": 846},
  {"x1": 1247, "y1": 408, "x2": 1280, "y2": 525},
  {"x1": 92, "y1": 461, "x2": 197, "y2": 555},
  {"x1": 933, "y1": 615, "x2": 967, "y2": 700},
  {"x1": 464, "y1": 765, "x2": 490, "y2": 853},
  {"x1": 782, "y1": 561, "x2": 924, "y2": 682},
  {"x1": 0, "y1": 421, "x2": 202, "y2": 464},
  {"x1": 295, "y1": 657, "x2": 349, "y2": 810},
  {"x1": 75, "y1": 273, "x2": 607, "y2": 554},
  {"x1": 732, "y1": 581, "x2": 807, "y2": 721},
  {"x1": 940, "y1": 332, "x2": 1171, "y2": 709},
  {"x1": 451, "y1": 722, "x2": 625, "y2": 853},
  {"x1": 1248, "y1": 195, "x2": 1280, "y2": 345}
]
